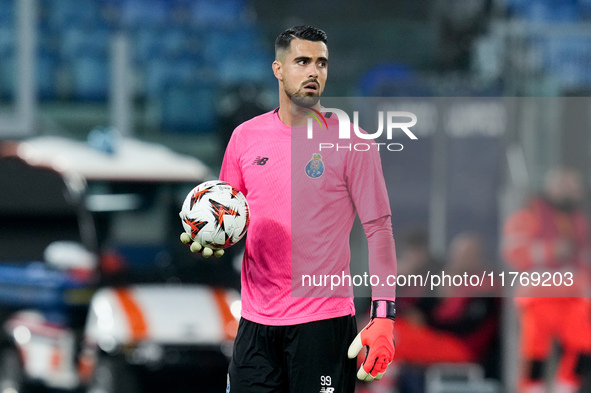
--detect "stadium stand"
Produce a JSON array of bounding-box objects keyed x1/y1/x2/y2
[{"x1": 1, "y1": 0, "x2": 270, "y2": 133}]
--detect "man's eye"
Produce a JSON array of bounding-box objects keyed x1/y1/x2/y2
[
  {"x1": 318, "y1": 61, "x2": 327, "y2": 68},
  {"x1": 297, "y1": 60, "x2": 308, "y2": 65}
]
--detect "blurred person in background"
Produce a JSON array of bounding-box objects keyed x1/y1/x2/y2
[
  {"x1": 356, "y1": 228, "x2": 437, "y2": 393},
  {"x1": 393, "y1": 231, "x2": 500, "y2": 393},
  {"x1": 502, "y1": 167, "x2": 591, "y2": 393},
  {"x1": 396, "y1": 227, "x2": 440, "y2": 301}
]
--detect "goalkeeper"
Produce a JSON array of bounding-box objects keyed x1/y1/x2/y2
[{"x1": 182, "y1": 25, "x2": 397, "y2": 392}]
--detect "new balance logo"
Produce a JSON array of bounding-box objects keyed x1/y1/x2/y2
[{"x1": 252, "y1": 156, "x2": 269, "y2": 165}]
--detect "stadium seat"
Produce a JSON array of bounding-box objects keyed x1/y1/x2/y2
[
  {"x1": 60, "y1": 25, "x2": 110, "y2": 61},
  {"x1": 203, "y1": 29, "x2": 236, "y2": 60},
  {"x1": 543, "y1": 36, "x2": 591, "y2": 88},
  {"x1": 0, "y1": 22, "x2": 15, "y2": 98},
  {"x1": 0, "y1": 49, "x2": 15, "y2": 99},
  {"x1": 134, "y1": 27, "x2": 166, "y2": 63},
  {"x1": 202, "y1": 26, "x2": 269, "y2": 85},
  {"x1": 131, "y1": 23, "x2": 198, "y2": 65},
  {"x1": 143, "y1": 58, "x2": 170, "y2": 98},
  {"x1": 580, "y1": 0, "x2": 591, "y2": 19},
  {"x1": 190, "y1": 0, "x2": 247, "y2": 27},
  {"x1": 37, "y1": 48, "x2": 59, "y2": 100},
  {"x1": 0, "y1": 24, "x2": 14, "y2": 58},
  {"x1": 160, "y1": 28, "x2": 193, "y2": 58},
  {"x1": 47, "y1": 0, "x2": 100, "y2": 28},
  {"x1": 358, "y1": 63, "x2": 433, "y2": 96},
  {"x1": 0, "y1": 0, "x2": 14, "y2": 26},
  {"x1": 143, "y1": 55, "x2": 203, "y2": 99},
  {"x1": 120, "y1": 0, "x2": 170, "y2": 28},
  {"x1": 218, "y1": 55, "x2": 270, "y2": 85},
  {"x1": 0, "y1": 26, "x2": 59, "y2": 100},
  {"x1": 513, "y1": 0, "x2": 580, "y2": 22},
  {"x1": 202, "y1": 26, "x2": 260, "y2": 61},
  {"x1": 0, "y1": 0, "x2": 268, "y2": 106},
  {"x1": 160, "y1": 82, "x2": 217, "y2": 133},
  {"x1": 70, "y1": 51, "x2": 110, "y2": 101},
  {"x1": 93, "y1": 0, "x2": 123, "y2": 28}
]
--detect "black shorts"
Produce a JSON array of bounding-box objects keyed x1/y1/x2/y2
[{"x1": 227, "y1": 315, "x2": 358, "y2": 393}]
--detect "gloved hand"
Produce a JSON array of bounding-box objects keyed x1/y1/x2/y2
[
  {"x1": 180, "y1": 232, "x2": 225, "y2": 258},
  {"x1": 348, "y1": 301, "x2": 396, "y2": 381}
]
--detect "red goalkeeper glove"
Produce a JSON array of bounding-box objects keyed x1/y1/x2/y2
[{"x1": 347, "y1": 300, "x2": 396, "y2": 381}]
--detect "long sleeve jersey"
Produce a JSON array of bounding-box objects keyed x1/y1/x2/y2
[{"x1": 220, "y1": 109, "x2": 396, "y2": 325}]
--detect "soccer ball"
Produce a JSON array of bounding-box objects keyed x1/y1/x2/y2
[{"x1": 180, "y1": 180, "x2": 250, "y2": 250}]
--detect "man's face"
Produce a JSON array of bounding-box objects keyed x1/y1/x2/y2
[{"x1": 274, "y1": 38, "x2": 328, "y2": 107}]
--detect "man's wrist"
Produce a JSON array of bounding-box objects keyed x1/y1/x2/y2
[{"x1": 370, "y1": 300, "x2": 396, "y2": 321}]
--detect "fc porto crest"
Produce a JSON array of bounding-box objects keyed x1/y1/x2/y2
[{"x1": 305, "y1": 153, "x2": 325, "y2": 179}]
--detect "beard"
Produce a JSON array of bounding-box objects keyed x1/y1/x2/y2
[
  {"x1": 291, "y1": 94, "x2": 320, "y2": 108},
  {"x1": 285, "y1": 82, "x2": 321, "y2": 108}
]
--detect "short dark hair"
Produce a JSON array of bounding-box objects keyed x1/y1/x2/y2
[{"x1": 275, "y1": 25, "x2": 327, "y2": 58}]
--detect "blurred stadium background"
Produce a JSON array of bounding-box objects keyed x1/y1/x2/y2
[{"x1": 1, "y1": 0, "x2": 591, "y2": 392}]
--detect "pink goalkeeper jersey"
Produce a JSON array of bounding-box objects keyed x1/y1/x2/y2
[{"x1": 219, "y1": 109, "x2": 395, "y2": 326}]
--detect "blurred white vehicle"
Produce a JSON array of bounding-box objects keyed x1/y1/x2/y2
[{"x1": 0, "y1": 135, "x2": 240, "y2": 393}]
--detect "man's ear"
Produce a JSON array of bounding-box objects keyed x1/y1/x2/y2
[{"x1": 272, "y1": 60, "x2": 282, "y2": 81}]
